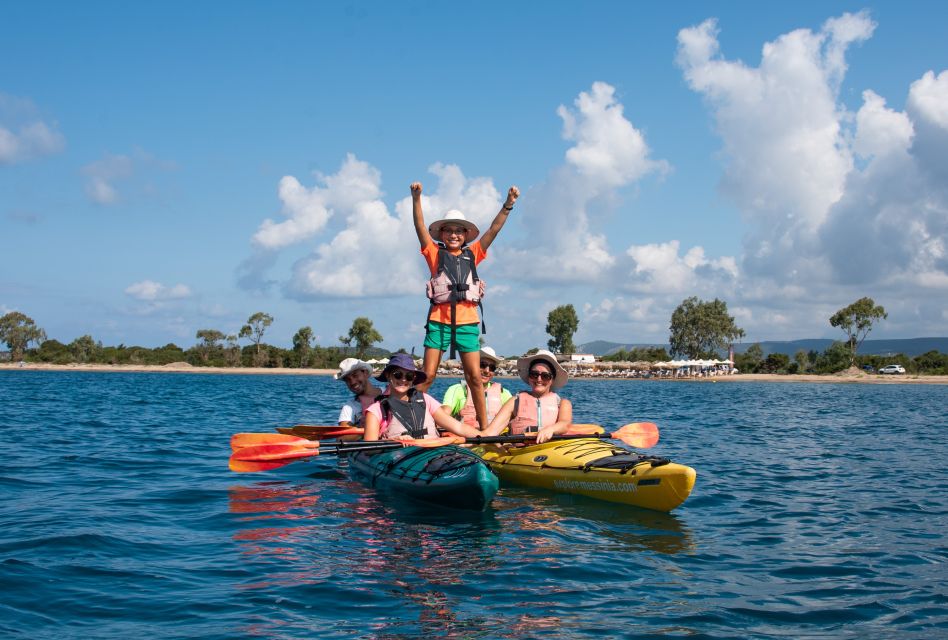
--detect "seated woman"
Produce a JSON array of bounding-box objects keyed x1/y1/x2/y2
[
  {"x1": 363, "y1": 353, "x2": 484, "y2": 442},
  {"x1": 483, "y1": 349, "x2": 573, "y2": 443}
]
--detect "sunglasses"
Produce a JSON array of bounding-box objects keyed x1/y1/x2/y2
[
  {"x1": 480, "y1": 363, "x2": 497, "y2": 372},
  {"x1": 389, "y1": 370, "x2": 416, "y2": 383},
  {"x1": 528, "y1": 370, "x2": 554, "y2": 382},
  {"x1": 441, "y1": 227, "x2": 467, "y2": 236}
]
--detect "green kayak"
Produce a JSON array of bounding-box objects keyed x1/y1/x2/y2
[{"x1": 347, "y1": 445, "x2": 499, "y2": 511}]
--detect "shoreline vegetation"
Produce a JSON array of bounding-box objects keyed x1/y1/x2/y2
[{"x1": 3, "y1": 362, "x2": 945, "y2": 384}]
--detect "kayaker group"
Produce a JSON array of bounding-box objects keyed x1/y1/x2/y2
[{"x1": 334, "y1": 181, "x2": 572, "y2": 445}]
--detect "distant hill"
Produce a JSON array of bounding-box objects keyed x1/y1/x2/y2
[{"x1": 578, "y1": 337, "x2": 948, "y2": 358}]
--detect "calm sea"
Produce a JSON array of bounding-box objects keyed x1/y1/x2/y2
[{"x1": 1, "y1": 371, "x2": 946, "y2": 639}]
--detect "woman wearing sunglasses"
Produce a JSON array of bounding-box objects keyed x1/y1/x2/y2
[
  {"x1": 363, "y1": 353, "x2": 484, "y2": 442},
  {"x1": 483, "y1": 349, "x2": 573, "y2": 444}
]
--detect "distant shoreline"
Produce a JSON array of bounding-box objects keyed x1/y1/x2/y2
[{"x1": 1, "y1": 362, "x2": 945, "y2": 384}]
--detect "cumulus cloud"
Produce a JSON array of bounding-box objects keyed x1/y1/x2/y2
[
  {"x1": 125, "y1": 280, "x2": 192, "y2": 301},
  {"x1": 502, "y1": 82, "x2": 670, "y2": 282},
  {"x1": 0, "y1": 94, "x2": 65, "y2": 165},
  {"x1": 676, "y1": 10, "x2": 948, "y2": 311},
  {"x1": 623, "y1": 240, "x2": 738, "y2": 294}
]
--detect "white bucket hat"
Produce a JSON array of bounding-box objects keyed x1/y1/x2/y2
[
  {"x1": 334, "y1": 357, "x2": 373, "y2": 380},
  {"x1": 479, "y1": 346, "x2": 502, "y2": 366},
  {"x1": 517, "y1": 349, "x2": 568, "y2": 390},
  {"x1": 428, "y1": 210, "x2": 479, "y2": 243}
]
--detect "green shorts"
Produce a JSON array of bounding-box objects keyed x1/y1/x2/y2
[{"x1": 423, "y1": 321, "x2": 480, "y2": 353}]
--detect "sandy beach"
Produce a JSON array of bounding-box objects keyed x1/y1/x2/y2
[{"x1": 2, "y1": 362, "x2": 945, "y2": 384}]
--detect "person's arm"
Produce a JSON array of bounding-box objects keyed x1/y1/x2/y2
[
  {"x1": 478, "y1": 186, "x2": 519, "y2": 251},
  {"x1": 337, "y1": 402, "x2": 355, "y2": 427},
  {"x1": 482, "y1": 396, "x2": 516, "y2": 437},
  {"x1": 432, "y1": 406, "x2": 482, "y2": 438},
  {"x1": 440, "y1": 384, "x2": 464, "y2": 418},
  {"x1": 411, "y1": 182, "x2": 433, "y2": 248},
  {"x1": 536, "y1": 398, "x2": 573, "y2": 444},
  {"x1": 363, "y1": 407, "x2": 381, "y2": 441}
]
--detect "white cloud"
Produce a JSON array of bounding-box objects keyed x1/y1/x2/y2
[
  {"x1": 623, "y1": 240, "x2": 738, "y2": 294},
  {"x1": 676, "y1": 10, "x2": 948, "y2": 312},
  {"x1": 501, "y1": 82, "x2": 670, "y2": 282},
  {"x1": 0, "y1": 94, "x2": 65, "y2": 165},
  {"x1": 676, "y1": 13, "x2": 876, "y2": 281},
  {"x1": 125, "y1": 280, "x2": 192, "y2": 301},
  {"x1": 252, "y1": 153, "x2": 381, "y2": 250}
]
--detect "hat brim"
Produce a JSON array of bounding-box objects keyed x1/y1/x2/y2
[
  {"x1": 479, "y1": 350, "x2": 502, "y2": 365},
  {"x1": 335, "y1": 364, "x2": 372, "y2": 380},
  {"x1": 517, "y1": 354, "x2": 568, "y2": 390},
  {"x1": 376, "y1": 366, "x2": 428, "y2": 385},
  {"x1": 429, "y1": 220, "x2": 479, "y2": 243}
]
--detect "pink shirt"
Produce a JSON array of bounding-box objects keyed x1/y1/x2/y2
[{"x1": 366, "y1": 392, "x2": 442, "y2": 435}]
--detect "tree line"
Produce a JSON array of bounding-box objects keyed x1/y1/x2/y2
[
  {"x1": 3, "y1": 296, "x2": 946, "y2": 374},
  {"x1": 0, "y1": 311, "x2": 387, "y2": 369},
  {"x1": 543, "y1": 296, "x2": 946, "y2": 375}
]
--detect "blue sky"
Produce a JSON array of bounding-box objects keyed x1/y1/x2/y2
[{"x1": 2, "y1": 1, "x2": 946, "y2": 356}]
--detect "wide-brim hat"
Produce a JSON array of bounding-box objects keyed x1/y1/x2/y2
[
  {"x1": 429, "y1": 210, "x2": 479, "y2": 243},
  {"x1": 479, "y1": 346, "x2": 502, "y2": 366},
  {"x1": 517, "y1": 349, "x2": 568, "y2": 390},
  {"x1": 376, "y1": 352, "x2": 428, "y2": 384},
  {"x1": 334, "y1": 357, "x2": 373, "y2": 380}
]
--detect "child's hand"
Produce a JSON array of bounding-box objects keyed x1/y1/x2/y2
[
  {"x1": 506, "y1": 186, "x2": 520, "y2": 205},
  {"x1": 410, "y1": 182, "x2": 423, "y2": 198}
]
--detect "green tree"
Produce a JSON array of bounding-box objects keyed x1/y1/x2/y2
[
  {"x1": 239, "y1": 312, "x2": 274, "y2": 366},
  {"x1": 759, "y1": 352, "x2": 790, "y2": 374},
  {"x1": 734, "y1": 343, "x2": 763, "y2": 373},
  {"x1": 668, "y1": 297, "x2": 745, "y2": 359},
  {"x1": 292, "y1": 326, "x2": 315, "y2": 368},
  {"x1": 0, "y1": 312, "x2": 46, "y2": 361},
  {"x1": 814, "y1": 341, "x2": 851, "y2": 374},
  {"x1": 195, "y1": 329, "x2": 226, "y2": 364},
  {"x1": 546, "y1": 304, "x2": 579, "y2": 354},
  {"x1": 794, "y1": 349, "x2": 811, "y2": 374},
  {"x1": 344, "y1": 317, "x2": 383, "y2": 358},
  {"x1": 69, "y1": 335, "x2": 101, "y2": 363},
  {"x1": 829, "y1": 297, "x2": 887, "y2": 367}
]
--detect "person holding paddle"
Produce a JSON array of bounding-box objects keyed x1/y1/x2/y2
[
  {"x1": 483, "y1": 349, "x2": 573, "y2": 444},
  {"x1": 363, "y1": 353, "x2": 484, "y2": 442},
  {"x1": 411, "y1": 180, "x2": 519, "y2": 431}
]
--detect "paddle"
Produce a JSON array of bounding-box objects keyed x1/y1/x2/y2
[
  {"x1": 229, "y1": 435, "x2": 466, "y2": 473},
  {"x1": 276, "y1": 425, "x2": 364, "y2": 440},
  {"x1": 231, "y1": 432, "x2": 318, "y2": 451},
  {"x1": 471, "y1": 422, "x2": 659, "y2": 449}
]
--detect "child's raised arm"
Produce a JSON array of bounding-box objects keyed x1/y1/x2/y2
[
  {"x1": 411, "y1": 182, "x2": 433, "y2": 248},
  {"x1": 479, "y1": 185, "x2": 519, "y2": 251}
]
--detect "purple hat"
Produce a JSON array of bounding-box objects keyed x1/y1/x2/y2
[{"x1": 376, "y1": 353, "x2": 428, "y2": 384}]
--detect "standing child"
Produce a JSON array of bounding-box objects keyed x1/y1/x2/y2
[{"x1": 410, "y1": 181, "x2": 519, "y2": 429}]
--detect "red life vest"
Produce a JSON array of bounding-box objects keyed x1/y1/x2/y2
[
  {"x1": 458, "y1": 381, "x2": 504, "y2": 428},
  {"x1": 509, "y1": 391, "x2": 562, "y2": 436},
  {"x1": 379, "y1": 389, "x2": 439, "y2": 440}
]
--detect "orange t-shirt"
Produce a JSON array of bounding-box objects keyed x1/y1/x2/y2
[{"x1": 421, "y1": 240, "x2": 487, "y2": 325}]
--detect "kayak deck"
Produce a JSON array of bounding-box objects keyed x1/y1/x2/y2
[
  {"x1": 474, "y1": 439, "x2": 696, "y2": 512},
  {"x1": 347, "y1": 444, "x2": 499, "y2": 511}
]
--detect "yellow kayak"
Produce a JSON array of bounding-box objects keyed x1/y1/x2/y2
[{"x1": 473, "y1": 438, "x2": 696, "y2": 512}]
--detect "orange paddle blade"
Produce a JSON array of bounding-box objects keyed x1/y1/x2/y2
[
  {"x1": 231, "y1": 443, "x2": 321, "y2": 461},
  {"x1": 610, "y1": 422, "x2": 660, "y2": 449},
  {"x1": 231, "y1": 432, "x2": 315, "y2": 451},
  {"x1": 229, "y1": 457, "x2": 301, "y2": 473}
]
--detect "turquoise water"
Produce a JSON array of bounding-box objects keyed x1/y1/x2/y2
[{"x1": 1, "y1": 371, "x2": 946, "y2": 638}]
